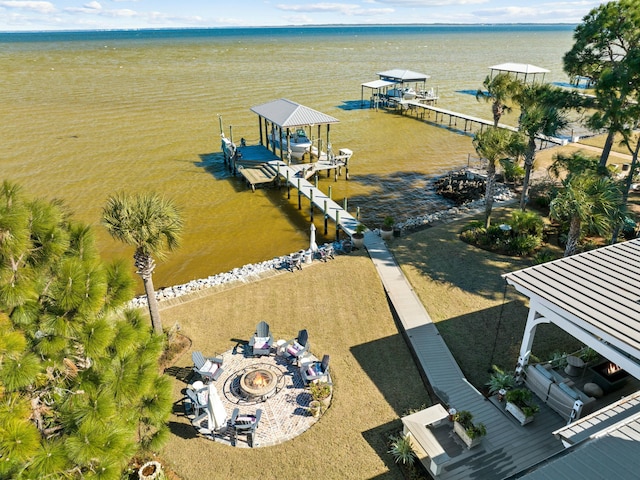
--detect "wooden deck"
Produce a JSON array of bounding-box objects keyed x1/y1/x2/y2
[{"x1": 363, "y1": 229, "x2": 568, "y2": 479}]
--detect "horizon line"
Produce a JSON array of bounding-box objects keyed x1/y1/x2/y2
[{"x1": 0, "y1": 22, "x2": 578, "y2": 35}]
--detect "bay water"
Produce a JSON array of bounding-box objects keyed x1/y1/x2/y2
[{"x1": 0, "y1": 25, "x2": 576, "y2": 289}]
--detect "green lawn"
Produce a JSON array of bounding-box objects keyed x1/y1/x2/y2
[
  {"x1": 157, "y1": 206, "x2": 590, "y2": 479},
  {"x1": 158, "y1": 254, "x2": 429, "y2": 480}
]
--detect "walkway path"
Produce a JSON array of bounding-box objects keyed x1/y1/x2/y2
[{"x1": 363, "y1": 229, "x2": 565, "y2": 479}]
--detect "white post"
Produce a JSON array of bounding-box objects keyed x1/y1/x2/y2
[{"x1": 515, "y1": 306, "x2": 548, "y2": 383}]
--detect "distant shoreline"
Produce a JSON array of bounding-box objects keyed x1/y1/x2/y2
[{"x1": 0, "y1": 23, "x2": 576, "y2": 37}]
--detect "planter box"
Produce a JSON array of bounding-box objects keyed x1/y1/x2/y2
[
  {"x1": 453, "y1": 421, "x2": 483, "y2": 449},
  {"x1": 505, "y1": 401, "x2": 535, "y2": 426},
  {"x1": 381, "y1": 228, "x2": 393, "y2": 241}
]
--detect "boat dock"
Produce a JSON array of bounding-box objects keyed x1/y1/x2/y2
[{"x1": 223, "y1": 142, "x2": 353, "y2": 192}]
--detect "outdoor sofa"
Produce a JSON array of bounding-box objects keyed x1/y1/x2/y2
[{"x1": 524, "y1": 363, "x2": 595, "y2": 421}]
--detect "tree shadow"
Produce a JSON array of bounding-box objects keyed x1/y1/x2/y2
[{"x1": 350, "y1": 332, "x2": 434, "y2": 418}]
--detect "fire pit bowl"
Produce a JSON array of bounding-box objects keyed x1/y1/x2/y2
[
  {"x1": 239, "y1": 368, "x2": 277, "y2": 400},
  {"x1": 589, "y1": 360, "x2": 629, "y2": 394}
]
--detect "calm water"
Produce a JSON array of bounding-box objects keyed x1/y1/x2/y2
[{"x1": 0, "y1": 25, "x2": 576, "y2": 289}]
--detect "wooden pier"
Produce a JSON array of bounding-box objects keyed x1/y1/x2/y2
[
  {"x1": 397, "y1": 100, "x2": 566, "y2": 145},
  {"x1": 223, "y1": 138, "x2": 353, "y2": 192},
  {"x1": 277, "y1": 161, "x2": 358, "y2": 237}
]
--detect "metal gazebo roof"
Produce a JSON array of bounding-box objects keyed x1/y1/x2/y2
[
  {"x1": 489, "y1": 63, "x2": 550, "y2": 82},
  {"x1": 504, "y1": 238, "x2": 640, "y2": 379},
  {"x1": 377, "y1": 69, "x2": 431, "y2": 83},
  {"x1": 250, "y1": 98, "x2": 339, "y2": 129}
]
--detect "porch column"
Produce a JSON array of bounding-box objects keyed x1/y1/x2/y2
[{"x1": 514, "y1": 304, "x2": 549, "y2": 383}]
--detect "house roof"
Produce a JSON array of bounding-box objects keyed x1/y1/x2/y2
[
  {"x1": 250, "y1": 98, "x2": 339, "y2": 129},
  {"x1": 377, "y1": 69, "x2": 430, "y2": 82},
  {"x1": 517, "y1": 393, "x2": 640, "y2": 479},
  {"x1": 489, "y1": 63, "x2": 550, "y2": 75},
  {"x1": 503, "y1": 238, "x2": 640, "y2": 367}
]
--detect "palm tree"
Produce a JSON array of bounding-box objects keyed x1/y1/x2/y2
[
  {"x1": 550, "y1": 172, "x2": 625, "y2": 257},
  {"x1": 102, "y1": 192, "x2": 183, "y2": 334},
  {"x1": 513, "y1": 83, "x2": 570, "y2": 210},
  {"x1": 476, "y1": 73, "x2": 517, "y2": 127},
  {"x1": 473, "y1": 127, "x2": 523, "y2": 227}
]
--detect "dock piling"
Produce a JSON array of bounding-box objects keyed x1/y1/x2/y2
[
  {"x1": 324, "y1": 200, "x2": 328, "y2": 235},
  {"x1": 297, "y1": 178, "x2": 302, "y2": 210}
]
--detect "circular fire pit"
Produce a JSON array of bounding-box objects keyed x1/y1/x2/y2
[{"x1": 240, "y1": 368, "x2": 278, "y2": 400}]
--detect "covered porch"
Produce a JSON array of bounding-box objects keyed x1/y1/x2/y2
[{"x1": 504, "y1": 238, "x2": 640, "y2": 423}]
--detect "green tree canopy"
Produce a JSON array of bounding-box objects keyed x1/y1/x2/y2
[
  {"x1": 550, "y1": 173, "x2": 626, "y2": 257},
  {"x1": 563, "y1": 0, "x2": 640, "y2": 167},
  {"x1": 0, "y1": 181, "x2": 172, "y2": 479}
]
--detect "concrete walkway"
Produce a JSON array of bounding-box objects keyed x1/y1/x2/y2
[{"x1": 363, "y1": 231, "x2": 565, "y2": 479}]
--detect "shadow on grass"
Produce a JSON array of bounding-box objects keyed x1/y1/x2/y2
[
  {"x1": 168, "y1": 420, "x2": 199, "y2": 440},
  {"x1": 351, "y1": 333, "x2": 433, "y2": 418},
  {"x1": 435, "y1": 300, "x2": 583, "y2": 389},
  {"x1": 362, "y1": 420, "x2": 431, "y2": 480}
]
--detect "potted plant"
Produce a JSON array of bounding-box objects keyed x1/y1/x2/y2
[
  {"x1": 138, "y1": 461, "x2": 165, "y2": 480},
  {"x1": 352, "y1": 223, "x2": 366, "y2": 249},
  {"x1": 310, "y1": 382, "x2": 332, "y2": 408},
  {"x1": 308, "y1": 400, "x2": 322, "y2": 418},
  {"x1": 452, "y1": 410, "x2": 486, "y2": 449},
  {"x1": 381, "y1": 216, "x2": 395, "y2": 241},
  {"x1": 505, "y1": 388, "x2": 539, "y2": 425},
  {"x1": 486, "y1": 366, "x2": 515, "y2": 400}
]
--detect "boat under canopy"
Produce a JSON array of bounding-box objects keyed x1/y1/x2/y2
[{"x1": 250, "y1": 98, "x2": 339, "y2": 161}]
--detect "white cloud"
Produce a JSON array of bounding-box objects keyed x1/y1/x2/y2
[
  {"x1": 0, "y1": 1, "x2": 56, "y2": 13},
  {"x1": 276, "y1": 3, "x2": 394, "y2": 16},
  {"x1": 367, "y1": 0, "x2": 487, "y2": 6}
]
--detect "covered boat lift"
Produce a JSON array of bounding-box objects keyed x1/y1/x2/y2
[
  {"x1": 250, "y1": 98, "x2": 339, "y2": 163},
  {"x1": 489, "y1": 62, "x2": 550, "y2": 83}
]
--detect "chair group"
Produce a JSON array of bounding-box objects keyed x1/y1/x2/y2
[{"x1": 192, "y1": 351, "x2": 224, "y2": 382}]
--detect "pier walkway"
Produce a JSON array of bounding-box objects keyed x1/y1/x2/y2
[
  {"x1": 398, "y1": 100, "x2": 565, "y2": 146},
  {"x1": 363, "y1": 229, "x2": 565, "y2": 479},
  {"x1": 275, "y1": 161, "x2": 359, "y2": 236}
]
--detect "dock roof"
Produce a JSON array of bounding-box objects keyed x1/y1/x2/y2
[
  {"x1": 489, "y1": 63, "x2": 550, "y2": 75},
  {"x1": 250, "y1": 98, "x2": 339, "y2": 129},
  {"x1": 377, "y1": 69, "x2": 430, "y2": 82}
]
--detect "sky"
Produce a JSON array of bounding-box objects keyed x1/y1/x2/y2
[{"x1": 0, "y1": 0, "x2": 605, "y2": 32}]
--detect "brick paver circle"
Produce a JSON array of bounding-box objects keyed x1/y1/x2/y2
[{"x1": 189, "y1": 346, "x2": 325, "y2": 448}]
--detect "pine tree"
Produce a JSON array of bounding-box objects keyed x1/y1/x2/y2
[{"x1": 0, "y1": 181, "x2": 172, "y2": 479}]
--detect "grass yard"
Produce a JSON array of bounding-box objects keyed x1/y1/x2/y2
[
  {"x1": 158, "y1": 253, "x2": 430, "y2": 480},
  {"x1": 391, "y1": 207, "x2": 583, "y2": 389}
]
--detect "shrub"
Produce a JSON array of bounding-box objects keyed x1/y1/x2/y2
[
  {"x1": 507, "y1": 234, "x2": 541, "y2": 256},
  {"x1": 486, "y1": 366, "x2": 515, "y2": 395},
  {"x1": 621, "y1": 217, "x2": 637, "y2": 240},
  {"x1": 509, "y1": 210, "x2": 544, "y2": 237},
  {"x1": 533, "y1": 248, "x2": 557, "y2": 265},
  {"x1": 309, "y1": 382, "x2": 331, "y2": 402},
  {"x1": 505, "y1": 388, "x2": 539, "y2": 417},
  {"x1": 500, "y1": 157, "x2": 525, "y2": 185},
  {"x1": 453, "y1": 410, "x2": 487, "y2": 439},
  {"x1": 388, "y1": 433, "x2": 416, "y2": 466}
]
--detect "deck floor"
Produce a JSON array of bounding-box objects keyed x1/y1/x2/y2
[{"x1": 364, "y1": 229, "x2": 569, "y2": 479}]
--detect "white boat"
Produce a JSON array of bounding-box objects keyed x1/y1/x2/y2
[
  {"x1": 269, "y1": 128, "x2": 312, "y2": 160},
  {"x1": 387, "y1": 87, "x2": 417, "y2": 100}
]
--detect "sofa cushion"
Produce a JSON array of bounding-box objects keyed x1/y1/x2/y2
[
  {"x1": 558, "y1": 382, "x2": 579, "y2": 400},
  {"x1": 534, "y1": 364, "x2": 554, "y2": 380}
]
